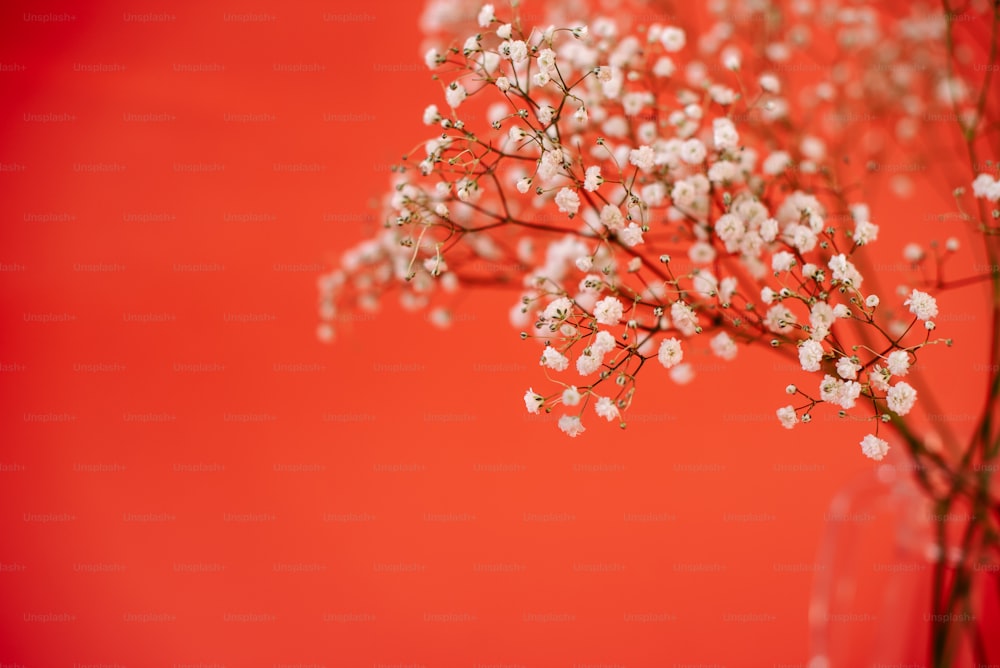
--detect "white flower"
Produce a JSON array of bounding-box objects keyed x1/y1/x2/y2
[
  {"x1": 658, "y1": 337, "x2": 683, "y2": 368},
  {"x1": 714, "y1": 214, "x2": 745, "y2": 251},
  {"x1": 972, "y1": 173, "x2": 1000, "y2": 201},
  {"x1": 809, "y1": 302, "x2": 835, "y2": 340},
  {"x1": 542, "y1": 297, "x2": 573, "y2": 322},
  {"x1": 524, "y1": 388, "x2": 544, "y2": 414},
  {"x1": 680, "y1": 138, "x2": 706, "y2": 164},
  {"x1": 788, "y1": 224, "x2": 817, "y2": 253},
  {"x1": 866, "y1": 295, "x2": 880, "y2": 308},
  {"x1": 853, "y1": 220, "x2": 879, "y2": 245},
  {"x1": 496, "y1": 76, "x2": 511, "y2": 92},
  {"x1": 423, "y1": 104, "x2": 440, "y2": 126},
  {"x1": 537, "y1": 105, "x2": 555, "y2": 126},
  {"x1": 558, "y1": 414, "x2": 586, "y2": 437},
  {"x1": 445, "y1": 83, "x2": 467, "y2": 108},
  {"x1": 516, "y1": 177, "x2": 531, "y2": 193},
  {"x1": 537, "y1": 48, "x2": 557, "y2": 73},
  {"x1": 653, "y1": 56, "x2": 676, "y2": 77},
  {"x1": 660, "y1": 26, "x2": 686, "y2": 52},
  {"x1": 555, "y1": 188, "x2": 581, "y2": 217},
  {"x1": 870, "y1": 365, "x2": 892, "y2": 392},
  {"x1": 562, "y1": 386, "x2": 581, "y2": 406},
  {"x1": 764, "y1": 304, "x2": 796, "y2": 333},
  {"x1": 496, "y1": 23, "x2": 512, "y2": 40},
  {"x1": 829, "y1": 254, "x2": 863, "y2": 289},
  {"x1": 629, "y1": 145, "x2": 656, "y2": 171},
  {"x1": 576, "y1": 351, "x2": 602, "y2": 376},
  {"x1": 538, "y1": 148, "x2": 563, "y2": 181},
  {"x1": 762, "y1": 151, "x2": 792, "y2": 175},
  {"x1": 776, "y1": 405, "x2": 797, "y2": 429},
  {"x1": 886, "y1": 381, "x2": 917, "y2": 416},
  {"x1": 799, "y1": 340, "x2": 825, "y2": 372},
  {"x1": 886, "y1": 350, "x2": 910, "y2": 376},
  {"x1": 592, "y1": 330, "x2": 616, "y2": 355},
  {"x1": 720, "y1": 277, "x2": 737, "y2": 303},
  {"x1": 771, "y1": 251, "x2": 796, "y2": 273},
  {"x1": 594, "y1": 296, "x2": 624, "y2": 325},
  {"x1": 710, "y1": 331, "x2": 737, "y2": 360},
  {"x1": 541, "y1": 347, "x2": 569, "y2": 372},
  {"x1": 708, "y1": 161, "x2": 740, "y2": 184},
  {"x1": 618, "y1": 223, "x2": 644, "y2": 247},
  {"x1": 501, "y1": 39, "x2": 529, "y2": 63},
  {"x1": 669, "y1": 362, "x2": 694, "y2": 384},
  {"x1": 424, "y1": 48, "x2": 440, "y2": 70},
  {"x1": 477, "y1": 3, "x2": 494, "y2": 28},
  {"x1": 836, "y1": 356, "x2": 860, "y2": 380},
  {"x1": 584, "y1": 166, "x2": 602, "y2": 192},
  {"x1": 670, "y1": 301, "x2": 699, "y2": 336},
  {"x1": 904, "y1": 289, "x2": 938, "y2": 321},
  {"x1": 690, "y1": 241, "x2": 716, "y2": 265},
  {"x1": 903, "y1": 243, "x2": 924, "y2": 263},
  {"x1": 759, "y1": 73, "x2": 780, "y2": 93},
  {"x1": 600, "y1": 204, "x2": 625, "y2": 231},
  {"x1": 819, "y1": 375, "x2": 861, "y2": 410},
  {"x1": 860, "y1": 434, "x2": 890, "y2": 461},
  {"x1": 713, "y1": 118, "x2": 739, "y2": 151},
  {"x1": 760, "y1": 218, "x2": 779, "y2": 243},
  {"x1": 594, "y1": 396, "x2": 619, "y2": 422},
  {"x1": 761, "y1": 286, "x2": 776, "y2": 305}
]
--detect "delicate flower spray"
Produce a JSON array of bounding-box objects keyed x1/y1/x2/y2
[{"x1": 319, "y1": 1, "x2": 1000, "y2": 664}]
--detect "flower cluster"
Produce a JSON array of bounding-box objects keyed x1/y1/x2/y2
[{"x1": 319, "y1": 0, "x2": 997, "y2": 464}]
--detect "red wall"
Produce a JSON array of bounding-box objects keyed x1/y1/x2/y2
[{"x1": 1, "y1": 0, "x2": 993, "y2": 666}]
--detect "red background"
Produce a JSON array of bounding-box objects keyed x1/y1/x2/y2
[{"x1": 1, "y1": 1, "x2": 994, "y2": 666}]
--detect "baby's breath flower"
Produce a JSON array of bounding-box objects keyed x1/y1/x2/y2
[
  {"x1": 904, "y1": 289, "x2": 938, "y2": 321},
  {"x1": 445, "y1": 82, "x2": 467, "y2": 108},
  {"x1": 710, "y1": 331, "x2": 738, "y2": 360},
  {"x1": 524, "y1": 388, "x2": 544, "y2": 414},
  {"x1": 594, "y1": 296, "x2": 624, "y2": 325},
  {"x1": 836, "y1": 356, "x2": 860, "y2": 380},
  {"x1": 798, "y1": 339, "x2": 825, "y2": 372},
  {"x1": 886, "y1": 350, "x2": 910, "y2": 376},
  {"x1": 576, "y1": 350, "x2": 603, "y2": 376},
  {"x1": 903, "y1": 243, "x2": 925, "y2": 263},
  {"x1": 853, "y1": 220, "x2": 879, "y2": 245},
  {"x1": 618, "y1": 223, "x2": 645, "y2": 247},
  {"x1": 592, "y1": 330, "x2": 616, "y2": 355},
  {"x1": 776, "y1": 405, "x2": 797, "y2": 429},
  {"x1": 972, "y1": 173, "x2": 1000, "y2": 201},
  {"x1": 886, "y1": 381, "x2": 917, "y2": 415},
  {"x1": 759, "y1": 73, "x2": 780, "y2": 93},
  {"x1": 860, "y1": 434, "x2": 890, "y2": 461},
  {"x1": 657, "y1": 337, "x2": 683, "y2": 369},
  {"x1": 660, "y1": 26, "x2": 686, "y2": 52},
  {"x1": 477, "y1": 3, "x2": 494, "y2": 28},
  {"x1": 558, "y1": 414, "x2": 586, "y2": 437},
  {"x1": 594, "y1": 396, "x2": 620, "y2": 421},
  {"x1": 541, "y1": 346, "x2": 570, "y2": 371},
  {"x1": 555, "y1": 187, "x2": 581, "y2": 217}
]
